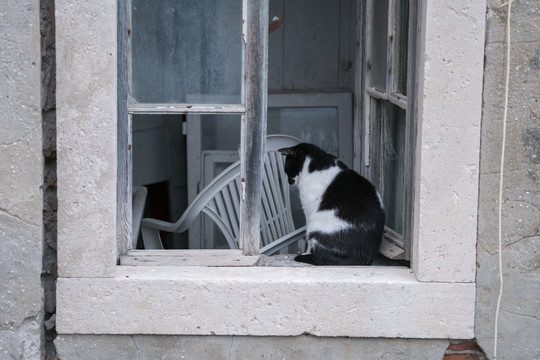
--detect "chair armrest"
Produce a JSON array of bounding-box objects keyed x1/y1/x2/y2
[
  {"x1": 140, "y1": 218, "x2": 189, "y2": 250},
  {"x1": 132, "y1": 186, "x2": 148, "y2": 249},
  {"x1": 141, "y1": 218, "x2": 179, "y2": 231},
  {"x1": 260, "y1": 226, "x2": 307, "y2": 255}
]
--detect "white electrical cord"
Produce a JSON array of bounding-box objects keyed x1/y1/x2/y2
[{"x1": 494, "y1": 0, "x2": 513, "y2": 359}]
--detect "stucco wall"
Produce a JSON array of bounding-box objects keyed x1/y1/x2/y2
[
  {"x1": 0, "y1": 0, "x2": 44, "y2": 359},
  {"x1": 475, "y1": 1, "x2": 540, "y2": 359}
]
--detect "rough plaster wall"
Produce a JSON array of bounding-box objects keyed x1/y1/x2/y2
[
  {"x1": 476, "y1": 1, "x2": 540, "y2": 359},
  {"x1": 55, "y1": 334, "x2": 449, "y2": 360},
  {"x1": 0, "y1": 0, "x2": 44, "y2": 359}
]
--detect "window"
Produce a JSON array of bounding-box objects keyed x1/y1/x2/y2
[
  {"x1": 125, "y1": 0, "x2": 411, "y2": 259},
  {"x1": 125, "y1": 0, "x2": 264, "y2": 255},
  {"x1": 126, "y1": 0, "x2": 359, "y2": 256},
  {"x1": 57, "y1": 0, "x2": 482, "y2": 339},
  {"x1": 359, "y1": 0, "x2": 416, "y2": 259}
]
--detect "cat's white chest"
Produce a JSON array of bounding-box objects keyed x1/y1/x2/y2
[
  {"x1": 297, "y1": 158, "x2": 350, "y2": 233},
  {"x1": 297, "y1": 159, "x2": 337, "y2": 212}
]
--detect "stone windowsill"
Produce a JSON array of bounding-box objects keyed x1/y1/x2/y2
[{"x1": 56, "y1": 262, "x2": 475, "y2": 339}]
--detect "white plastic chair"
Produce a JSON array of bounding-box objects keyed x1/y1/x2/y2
[
  {"x1": 141, "y1": 135, "x2": 306, "y2": 255},
  {"x1": 132, "y1": 185, "x2": 148, "y2": 249}
]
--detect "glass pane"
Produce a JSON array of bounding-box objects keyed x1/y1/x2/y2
[
  {"x1": 201, "y1": 115, "x2": 242, "y2": 150},
  {"x1": 368, "y1": 0, "x2": 389, "y2": 91},
  {"x1": 393, "y1": 0, "x2": 409, "y2": 95},
  {"x1": 267, "y1": 107, "x2": 339, "y2": 156},
  {"x1": 131, "y1": 0, "x2": 243, "y2": 104},
  {"x1": 381, "y1": 102, "x2": 405, "y2": 234},
  {"x1": 267, "y1": 106, "x2": 339, "y2": 229},
  {"x1": 201, "y1": 107, "x2": 340, "y2": 154}
]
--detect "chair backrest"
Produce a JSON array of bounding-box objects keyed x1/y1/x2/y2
[
  {"x1": 141, "y1": 135, "x2": 301, "y2": 251},
  {"x1": 141, "y1": 161, "x2": 242, "y2": 249},
  {"x1": 259, "y1": 135, "x2": 300, "y2": 248},
  {"x1": 203, "y1": 134, "x2": 301, "y2": 250},
  {"x1": 132, "y1": 185, "x2": 148, "y2": 249}
]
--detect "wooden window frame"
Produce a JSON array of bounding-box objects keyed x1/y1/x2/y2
[
  {"x1": 356, "y1": 0, "x2": 417, "y2": 260},
  {"x1": 124, "y1": 0, "x2": 268, "y2": 257},
  {"x1": 123, "y1": 0, "x2": 413, "y2": 262}
]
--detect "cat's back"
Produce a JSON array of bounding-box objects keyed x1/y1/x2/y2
[
  {"x1": 299, "y1": 144, "x2": 381, "y2": 211},
  {"x1": 280, "y1": 142, "x2": 384, "y2": 222},
  {"x1": 320, "y1": 165, "x2": 385, "y2": 225}
]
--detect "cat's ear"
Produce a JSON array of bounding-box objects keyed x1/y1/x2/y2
[{"x1": 278, "y1": 147, "x2": 295, "y2": 156}]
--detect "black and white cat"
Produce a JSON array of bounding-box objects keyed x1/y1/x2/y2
[{"x1": 279, "y1": 143, "x2": 385, "y2": 265}]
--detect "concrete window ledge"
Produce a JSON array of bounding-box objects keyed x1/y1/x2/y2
[{"x1": 57, "y1": 266, "x2": 474, "y2": 338}]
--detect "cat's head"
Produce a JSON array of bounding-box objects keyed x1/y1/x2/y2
[
  {"x1": 278, "y1": 145, "x2": 307, "y2": 185},
  {"x1": 278, "y1": 143, "x2": 336, "y2": 185}
]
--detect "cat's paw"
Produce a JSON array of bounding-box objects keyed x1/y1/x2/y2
[{"x1": 294, "y1": 254, "x2": 316, "y2": 265}]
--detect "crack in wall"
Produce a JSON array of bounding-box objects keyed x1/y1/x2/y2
[
  {"x1": 228, "y1": 335, "x2": 235, "y2": 360},
  {"x1": 0, "y1": 314, "x2": 44, "y2": 358},
  {"x1": 40, "y1": 0, "x2": 57, "y2": 359},
  {"x1": 0, "y1": 122, "x2": 43, "y2": 147},
  {"x1": 19, "y1": 314, "x2": 43, "y2": 359},
  {"x1": 503, "y1": 234, "x2": 540, "y2": 248},
  {"x1": 0, "y1": 207, "x2": 41, "y2": 228},
  {"x1": 131, "y1": 336, "x2": 142, "y2": 360},
  {"x1": 501, "y1": 307, "x2": 540, "y2": 322}
]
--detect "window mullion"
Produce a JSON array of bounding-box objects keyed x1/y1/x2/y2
[
  {"x1": 386, "y1": 0, "x2": 395, "y2": 99},
  {"x1": 363, "y1": 97, "x2": 372, "y2": 168},
  {"x1": 127, "y1": 104, "x2": 246, "y2": 115},
  {"x1": 366, "y1": 87, "x2": 407, "y2": 109},
  {"x1": 353, "y1": 0, "x2": 364, "y2": 172},
  {"x1": 118, "y1": 0, "x2": 131, "y2": 255},
  {"x1": 402, "y1": 0, "x2": 419, "y2": 261},
  {"x1": 126, "y1": 0, "x2": 133, "y2": 112},
  {"x1": 240, "y1": 0, "x2": 269, "y2": 256},
  {"x1": 361, "y1": 0, "x2": 372, "y2": 169}
]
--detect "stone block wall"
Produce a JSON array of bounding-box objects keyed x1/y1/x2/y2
[
  {"x1": 0, "y1": 0, "x2": 44, "y2": 359},
  {"x1": 475, "y1": 0, "x2": 540, "y2": 359}
]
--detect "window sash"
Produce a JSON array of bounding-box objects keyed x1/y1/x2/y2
[
  {"x1": 238, "y1": 0, "x2": 268, "y2": 255},
  {"x1": 122, "y1": 0, "x2": 268, "y2": 255},
  {"x1": 123, "y1": 0, "x2": 414, "y2": 258},
  {"x1": 360, "y1": 0, "x2": 417, "y2": 259},
  {"x1": 128, "y1": 0, "x2": 245, "y2": 105}
]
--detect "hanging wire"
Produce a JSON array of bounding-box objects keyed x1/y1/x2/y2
[{"x1": 494, "y1": 0, "x2": 513, "y2": 358}]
